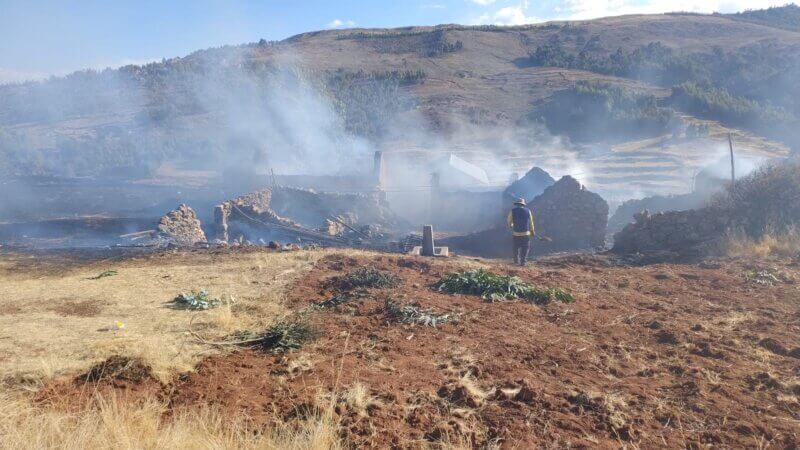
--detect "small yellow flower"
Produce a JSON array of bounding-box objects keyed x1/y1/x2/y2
[{"x1": 114, "y1": 320, "x2": 125, "y2": 330}]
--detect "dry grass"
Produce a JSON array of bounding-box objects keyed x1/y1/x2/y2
[
  {"x1": 0, "y1": 249, "x2": 325, "y2": 385},
  {"x1": 0, "y1": 390, "x2": 342, "y2": 450},
  {"x1": 721, "y1": 226, "x2": 800, "y2": 259}
]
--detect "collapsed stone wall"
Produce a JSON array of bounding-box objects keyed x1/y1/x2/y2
[
  {"x1": 440, "y1": 176, "x2": 608, "y2": 257},
  {"x1": 612, "y1": 208, "x2": 730, "y2": 255},
  {"x1": 157, "y1": 204, "x2": 207, "y2": 245},
  {"x1": 214, "y1": 187, "x2": 397, "y2": 243}
]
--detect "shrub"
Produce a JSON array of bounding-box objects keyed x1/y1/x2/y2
[
  {"x1": 433, "y1": 269, "x2": 574, "y2": 304},
  {"x1": 714, "y1": 161, "x2": 800, "y2": 237}
]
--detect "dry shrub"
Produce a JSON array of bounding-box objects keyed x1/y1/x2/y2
[
  {"x1": 0, "y1": 390, "x2": 342, "y2": 450},
  {"x1": 714, "y1": 160, "x2": 800, "y2": 237},
  {"x1": 721, "y1": 226, "x2": 800, "y2": 258}
]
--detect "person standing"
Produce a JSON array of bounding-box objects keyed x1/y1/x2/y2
[{"x1": 506, "y1": 198, "x2": 535, "y2": 266}]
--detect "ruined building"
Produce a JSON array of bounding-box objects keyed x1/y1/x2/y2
[
  {"x1": 440, "y1": 176, "x2": 608, "y2": 257},
  {"x1": 214, "y1": 186, "x2": 398, "y2": 243}
]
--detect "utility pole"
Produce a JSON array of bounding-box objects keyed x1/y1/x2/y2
[{"x1": 728, "y1": 132, "x2": 736, "y2": 191}]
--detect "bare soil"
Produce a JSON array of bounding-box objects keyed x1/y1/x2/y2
[{"x1": 38, "y1": 251, "x2": 800, "y2": 448}]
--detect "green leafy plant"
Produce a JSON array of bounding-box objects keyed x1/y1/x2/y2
[
  {"x1": 172, "y1": 290, "x2": 231, "y2": 310},
  {"x1": 384, "y1": 298, "x2": 451, "y2": 327},
  {"x1": 332, "y1": 267, "x2": 401, "y2": 290},
  {"x1": 433, "y1": 269, "x2": 574, "y2": 304},
  {"x1": 232, "y1": 317, "x2": 317, "y2": 354}
]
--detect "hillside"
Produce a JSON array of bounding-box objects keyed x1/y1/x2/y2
[{"x1": 1, "y1": 7, "x2": 800, "y2": 199}]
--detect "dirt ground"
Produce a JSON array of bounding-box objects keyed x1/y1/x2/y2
[{"x1": 26, "y1": 248, "x2": 800, "y2": 448}]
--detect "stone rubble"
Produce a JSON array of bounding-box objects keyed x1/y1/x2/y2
[{"x1": 156, "y1": 204, "x2": 207, "y2": 245}]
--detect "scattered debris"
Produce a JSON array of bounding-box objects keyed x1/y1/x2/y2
[
  {"x1": 87, "y1": 270, "x2": 118, "y2": 280},
  {"x1": 313, "y1": 292, "x2": 368, "y2": 309},
  {"x1": 384, "y1": 298, "x2": 451, "y2": 327}
]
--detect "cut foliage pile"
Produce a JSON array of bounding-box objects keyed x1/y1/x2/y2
[
  {"x1": 231, "y1": 316, "x2": 317, "y2": 354},
  {"x1": 433, "y1": 269, "x2": 573, "y2": 304},
  {"x1": 331, "y1": 267, "x2": 401, "y2": 291},
  {"x1": 383, "y1": 298, "x2": 451, "y2": 327}
]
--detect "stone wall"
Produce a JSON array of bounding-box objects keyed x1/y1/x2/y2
[
  {"x1": 157, "y1": 204, "x2": 206, "y2": 245},
  {"x1": 612, "y1": 208, "x2": 731, "y2": 255}
]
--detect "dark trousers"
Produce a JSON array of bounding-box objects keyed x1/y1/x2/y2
[{"x1": 513, "y1": 235, "x2": 531, "y2": 265}]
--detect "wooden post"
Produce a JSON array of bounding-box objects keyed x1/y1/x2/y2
[{"x1": 728, "y1": 133, "x2": 736, "y2": 190}]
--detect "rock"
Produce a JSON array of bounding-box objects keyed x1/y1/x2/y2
[
  {"x1": 157, "y1": 204, "x2": 206, "y2": 246},
  {"x1": 321, "y1": 219, "x2": 345, "y2": 236}
]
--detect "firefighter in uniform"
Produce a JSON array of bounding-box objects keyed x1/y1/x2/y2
[{"x1": 506, "y1": 198, "x2": 535, "y2": 266}]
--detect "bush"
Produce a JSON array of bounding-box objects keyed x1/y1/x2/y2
[
  {"x1": 433, "y1": 269, "x2": 573, "y2": 304},
  {"x1": 714, "y1": 160, "x2": 800, "y2": 237}
]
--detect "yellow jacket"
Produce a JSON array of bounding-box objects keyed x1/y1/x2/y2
[{"x1": 507, "y1": 208, "x2": 535, "y2": 237}]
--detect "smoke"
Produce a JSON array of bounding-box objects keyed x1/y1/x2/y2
[{"x1": 185, "y1": 52, "x2": 373, "y2": 176}]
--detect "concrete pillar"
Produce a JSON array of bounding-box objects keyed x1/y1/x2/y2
[{"x1": 421, "y1": 225, "x2": 435, "y2": 257}]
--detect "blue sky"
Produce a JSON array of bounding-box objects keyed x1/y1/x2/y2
[{"x1": 0, "y1": 0, "x2": 791, "y2": 83}]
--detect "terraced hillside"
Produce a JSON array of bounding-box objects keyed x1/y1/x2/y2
[{"x1": 1, "y1": 7, "x2": 799, "y2": 201}]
